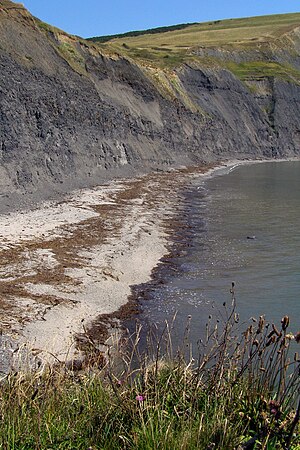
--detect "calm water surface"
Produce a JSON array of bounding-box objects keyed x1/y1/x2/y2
[{"x1": 134, "y1": 161, "x2": 300, "y2": 347}]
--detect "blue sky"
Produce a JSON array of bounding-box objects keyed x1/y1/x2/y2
[{"x1": 19, "y1": 0, "x2": 300, "y2": 38}]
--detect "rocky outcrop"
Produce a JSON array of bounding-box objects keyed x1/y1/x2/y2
[{"x1": 0, "y1": 2, "x2": 299, "y2": 210}]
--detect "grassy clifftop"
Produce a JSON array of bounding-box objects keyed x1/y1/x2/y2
[
  {"x1": 91, "y1": 13, "x2": 300, "y2": 49},
  {"x1": 88, "y1": 13, "x2": 300, "y2": 83},
  {"x1": 4, "y1": 2, "x2": 300, "y2": 84},
  {"x1": 90, "y1": 14, "x2": 299, "y2": 50}
]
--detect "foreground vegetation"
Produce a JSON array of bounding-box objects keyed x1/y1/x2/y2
[{"x1": 0, "y1": 298, "x2": 299, "y2": 449}]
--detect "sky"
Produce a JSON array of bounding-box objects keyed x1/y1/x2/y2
[{"x1": 18, "y1": 0, "x2": 300, "y2": 38}]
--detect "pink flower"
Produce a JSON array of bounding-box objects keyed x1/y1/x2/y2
[
  {"x1": 269, "y1": 400, "x2": 280, "y2": 419},
  {"x1": 136, "y1": 395, "x2": 144, "y2": 402}
]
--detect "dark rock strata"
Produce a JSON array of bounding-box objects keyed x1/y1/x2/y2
[{"x1": 0, "y1": 2, "x2": 299, "y2": 210}]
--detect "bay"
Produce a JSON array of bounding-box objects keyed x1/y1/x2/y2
[{"x1": 132, "y1": 161, "x2": 300, "y2": 349}]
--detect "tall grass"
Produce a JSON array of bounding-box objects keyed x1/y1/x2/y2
[{"x1": 0, "y1": 296, "x2": 299, "y2": 449}]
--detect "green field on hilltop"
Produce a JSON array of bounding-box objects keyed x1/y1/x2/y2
[
  {"x1": 89, "y1": 13, "x2": 300, "y2": 75},
  {"x1": 92, "y1": 13, "x2": 300, "y2": 51}
]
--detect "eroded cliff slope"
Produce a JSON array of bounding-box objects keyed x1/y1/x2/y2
[{"x1": 0, "y1": 1, "x2": 300, "y2": 209}]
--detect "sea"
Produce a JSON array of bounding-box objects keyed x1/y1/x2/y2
[{"x1": 129, "y1": 160, "x2": 300, "y2": 352}]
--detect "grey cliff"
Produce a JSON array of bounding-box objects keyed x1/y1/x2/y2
[{"x1": 0, "y1": 2, "x2": 300, "y2": 211}]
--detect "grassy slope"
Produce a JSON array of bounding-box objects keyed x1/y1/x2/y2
[
  {"x1": 33, "y1": 10, "x2": 300, "y2": 95},
  {"x1": 91, "y1": 13, "x2": 300, "y2": 82},
  {"x1": 87, "y1": 22, "x2": 198, "y2": 44},
  {"x1": 102, "y1": 13, "x2": 300, "y2": 49},
  {"x1": 3, "y1": 2, "x2": 300, "y2": 83}
]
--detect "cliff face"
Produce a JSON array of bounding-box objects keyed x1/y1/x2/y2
[{"x1": 0, "y1": 2, "x2": 299, "y2": 209}]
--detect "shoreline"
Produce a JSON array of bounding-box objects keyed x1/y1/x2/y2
[
  {"x1": 0, "y1": 164, "x2": 214, "y2": 368},
  {"x1": 0, "y1": 157, "x2": 298, "y2": 369}
]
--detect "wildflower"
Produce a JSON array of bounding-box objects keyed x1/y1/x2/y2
[
  {"x1": 269, "y1": 400, "x2": 281, "y2": 419},
  {"x1": 136, "y1": 395, "x2": 144, "y2": 402}
]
